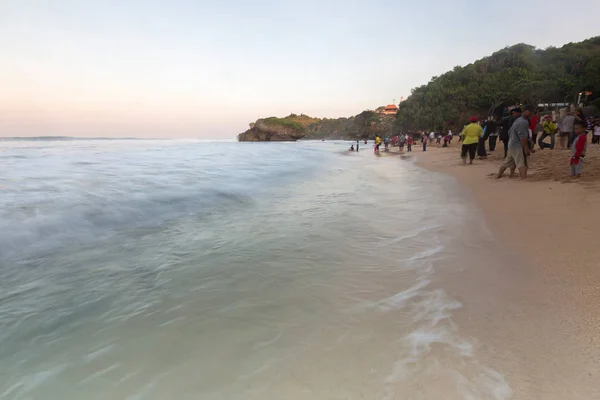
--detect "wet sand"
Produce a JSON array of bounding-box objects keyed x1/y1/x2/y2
[{"x1": 401, "y1": 143, "x2": 600, "y2": 398}]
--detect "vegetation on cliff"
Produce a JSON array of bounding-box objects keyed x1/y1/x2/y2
[
  {"x1": 238, "y1": 113, "x2": 395, "y2": 141},
  {"x1": 240, "y1": 37, "x2": 600, "y2": 140},
  {"x1": 261, "y1": 117, "x2": 305, "y2": 133},
  {"x1": 237, "y1": 117, "x2": 307, "y2": 142},
  {"x1": 396, "y1": 36, "x2": 600, "y2": 131}
]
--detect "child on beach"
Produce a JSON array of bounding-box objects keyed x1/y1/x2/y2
[{"x1": 570, "y1": 120, "x2": 588, "y2": 178}]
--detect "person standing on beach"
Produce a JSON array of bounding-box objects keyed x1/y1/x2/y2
[
  {"x1": 500, "y1": 108, "x2": 521, "y2": 158},
  {"x1": 529, "y1": 110, "x2": 539, "y2": 149},
  {"x1": 356, "y1": 140, "x2": 360, "y2": 152},
  {"x1": 399, "y1": 133, "x2": 406, "y2": 151},
  {"x1": 477, "y1": 120, "x2": 488, "y2": 159},
  {"x1": 407, "y1": 134, "x2": 413, "y2": 152},
  {"x1": 570, "y1": 120, "x2": 588, "y2": 178},
  {"x1": 487, "y1": 118, "x2": 498, "y2": 152},
  {"x1": 460, "y1": 116, "x2": 483, "y2": 164},
  {"x1": 592, "y1": 118, "x2": 600, "y2": 144},
  {"x1": 422, "y1": 133, "x2": 428, "y2": 151},
  {"x1": 496, "y1": 105, "x2": 534, "y2": 179},
  {"x1": 559, "y1": 111, "x2": 576, "y2": 150},
  {"x1": 374, "y1": 135, "x2": 381, "y2": 154}
]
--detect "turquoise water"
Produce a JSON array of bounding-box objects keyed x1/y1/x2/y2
[{"x1": 0, "y1": 140, "x2": 511, "y2": 399}]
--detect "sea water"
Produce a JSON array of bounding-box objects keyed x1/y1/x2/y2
[{"x1": 0, "y1": 139, "x2": 512, "y2": 399}]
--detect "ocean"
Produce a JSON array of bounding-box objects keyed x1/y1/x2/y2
[{"x1": 0, "y1": 139, "x2": 513, "y2": 399}]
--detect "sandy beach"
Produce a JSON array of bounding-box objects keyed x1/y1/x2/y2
[{"x1": 399, "y1": 142, "x2": 600, "y2": 398}]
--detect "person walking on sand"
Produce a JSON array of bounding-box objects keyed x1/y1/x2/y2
[
  {"x1": 399, "y1": 133, "x2": 406, "y2": 151},
  {"x1": 407, "y1": 134, "x2": 413, "y2": 152},
  {"x1": 496, "y1": 105, "x2": 535, "y2": 180},
  {"x1": 500, "y1": 108, "x2": 521, "y2": 158},
  {"x1": 570, "y1": 120, "x2": 588, "y2": 178},
  {"x1": 374, "y1": 135, "x2": 381, "y2": 154},
  {"x1": 422, "y1": 133, "x2": 428, "y2": 151},
  {"x1": 460, "y1": 116, "x2": 483, "y2": 164}
]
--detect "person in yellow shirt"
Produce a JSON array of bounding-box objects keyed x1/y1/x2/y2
[
  {"x1": 538, "y1": 115, "x2": 557, "y2": 150},
  {"x1": 374, "y1": 135, "x2": 381, "y2": 154},
  {"x1": 460, "y1": 116, "x2": 484, "y2": 164}
]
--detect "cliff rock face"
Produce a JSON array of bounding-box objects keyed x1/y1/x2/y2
[{"x1": 237, "y1": 118, "x2": 305, "y2": 142}]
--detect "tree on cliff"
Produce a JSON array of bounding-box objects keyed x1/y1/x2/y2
[
  {"x1": 354, "y1": 110, "x2": 379, "y2": 138},
  {"x1": 396, "y1": 36, "x2": 600, "y2": 132}
]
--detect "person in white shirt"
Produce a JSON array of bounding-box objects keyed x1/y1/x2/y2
[
  {"x1": 592, "y1": 118, "x2": 600, "y2": 144},
  {"x1": 429, "y1": 132, "x2": 435, "y2": 142}
]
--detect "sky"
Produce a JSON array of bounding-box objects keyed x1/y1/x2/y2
[{"x1": 1, "y1": 0, "x2": 599, "y2": 138}]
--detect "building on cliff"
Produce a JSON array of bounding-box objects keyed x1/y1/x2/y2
[{"x1": 381, "y1": 104, "x2": 399, "y2": 116}]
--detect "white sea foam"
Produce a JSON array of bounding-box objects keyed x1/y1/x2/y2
[{"x1": 379, "y1": 229, "x2": 513, "y2": 399}]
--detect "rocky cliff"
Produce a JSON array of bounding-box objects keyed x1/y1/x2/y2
[
  {"x1": 238, "y1": 113, "x2": 397, "y2": 141},
  {"x1": 237, "y1": 117, "x2": 306, "y2": 142}
]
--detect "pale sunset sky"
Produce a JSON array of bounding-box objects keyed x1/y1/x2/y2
[{"x1": 1, "y1": 0, "x2": 599, "y2": 138}]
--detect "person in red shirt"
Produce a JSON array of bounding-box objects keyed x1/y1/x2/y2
[
  {"x1": 407, "y1": 134, "x2": 413, "y2": 152},
  {"x1": 529, "y1": 109, "x2": 539, "y2": 149}
]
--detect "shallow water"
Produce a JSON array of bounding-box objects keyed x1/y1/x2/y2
[{"x1": 0, "y1": 140, "x2": 512, "y2": 399}]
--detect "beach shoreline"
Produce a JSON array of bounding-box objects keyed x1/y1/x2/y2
[{"x1": 402, "y1": 144, "x2": 600, "y2": 398}]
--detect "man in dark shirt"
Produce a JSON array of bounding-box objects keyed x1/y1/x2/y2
[{"x1": 486, "y1": 119, "x2": 499, "y2": 151}]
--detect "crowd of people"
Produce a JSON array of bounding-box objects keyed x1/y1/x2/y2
[
  {"x1": 494, "y1": 106, "x2": 598, "y2": 179},
  {"x1": 386, "y1": 105, "x2": 600, "y2": 179},
  {"x1": 463, "y1": 105, "x2": 599, "y2": 179}
]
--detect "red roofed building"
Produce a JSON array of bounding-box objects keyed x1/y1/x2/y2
[{"x1": 382, "y1": 104, "x2": 398, "y2": 115}]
